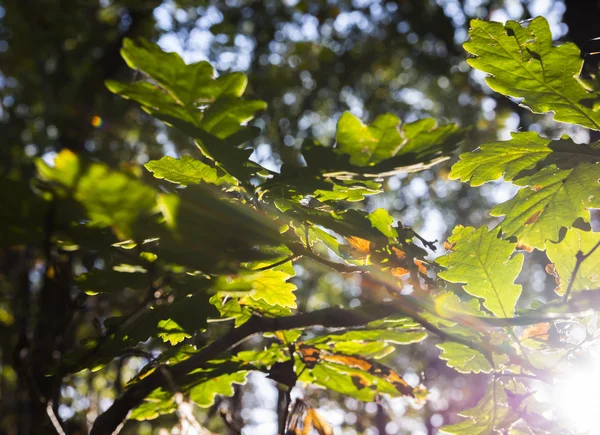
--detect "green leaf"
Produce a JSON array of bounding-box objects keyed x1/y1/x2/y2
[
  {"x1": 36, "y1": 150, "x2": 156, "y2": 238},
  {"x1": 188, "y1": 371, "x2": 247, "y2": 407},
  {"x1": 301, "y1": 362, "x2": 399, "y2": 402},
  {"x1": 235, "y1": 344, "x2": 288, "y2": 367},
  {"x1": 121, "y1": 38, "x2": 247, "y2": 106},
  {"x1": 313, "y1": 180, "x2": 382, "y2": 203},
  {"x1": 464, "y1": 17, "x2": 600, "y2": 130},
  {"x1": 216, "y1": 269, "x2": 297, "y2": 308},
  {"x1": 367, "y1": 208, "x2": 398, "y2": 239},
  {"x1": 144, "y1": 155, "x2": 236, "y2": 186},
  {"x1": 157, "y1": 319, "x2": 191, "y2": 345},
  {"x1": 199, "y1": 98, "x2": 267, "y2": 138},
  {"x1": 449, "y1": 132, "x2": 552, "y2": 186},
  {"x1": 436, "y1": 226, "x2": 523, "y2": 317},
  {"x1": 440, "y1": 381, "x2": 516, "y2": 434},
  {"x1": 491, "y1": 162, "x2": 600, "y2": 250},
  {"x1": 305, "y1": 329, "x2": 427, "y2": 359},
  {"x1": 210, "y1": 294, "x2": 293, "y2": 327},
  {"x1": 450, "y1": 132, "x2": 600, "y2": 187},
  {"x1": 336, "y1": 112, "x2": 404, "y2": 166},
  {"x1": 35, "y1": 149, "x2": 81, "y2": 188},
  {"x1": 546, "y1": 228, "x2": 600, "y2": 295},
  {"x1": 130, "y1": 389, "x2": 177, "y2": 421},
  {"x1": 332, "y1": 113, "x2": 463, "y2": 171},
  {"x1": 436, "y1": 342, "x2": 492, "y2": 374},
  {"x1": 105, "y1": 80, "x2": 200, "y2": 124}
]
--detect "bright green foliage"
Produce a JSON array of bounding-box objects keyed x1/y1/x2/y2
[
  {"x1": 450, "y1": 129, "x2": 600, "y2": 250},
  {"x1": 367, "y1": 208, "x2": 398, "y2": 239},
  {"x1": 464, "y1": 17, "x2": 600, "y2": 130},
  {"x1": 449, "y1": 132, "x2": 552, "y2": 186},
  {"x1": 437, "y1": 226, "x2": 523, "y2": 317},
  {"x1": 300, "y1": 363, "x2": 399, "y2": 402},
  {"x1": 130, "y1": 389, "x2": 177, "y2": 421},
  {"x1": 131, "y1": 365, "x2": 248, "y2": 420},
  {"x1": 335, "y1": 112, "x2": 462, "y2": 170},
  {"x1": 106, "y1": 38, "x2": 267, "y2": 184},
  {"x1": 120, "y1": 38, "x2": 248, "y2": 106},
  {"x1": 436, "y1": 342, "x2": 492, "y2": 374},
  {"x1": 215, "y1": 269, "x2": 297, "y2": 308},
  {"x1": 145, "y1": 155, "x2": 236, "y2": 186},
  {"x1": 304, "y1": 328, "x2": 427, "y2": 360},
  {"x1": 189, "y1": 371, "x2": 248, "y2": 407},
  {"x1": 546, "y1": 228, "x2": 600, "y2": 294},
  {"x1": 313, "y1": 180, "x2": 382, "y2": 202},
  {"x1": 491, "y1": 162, "x2": 600, "y2": 250},
  {"x1": 336, "y1": 112, "x2": 404, "y2": 165}
]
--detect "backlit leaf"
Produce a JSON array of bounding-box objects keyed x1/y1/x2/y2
[
  {"x1": 436, "y1": 342, "x2": 493, "y2": 374},
  {"x1": 464, "y1": 17, "x2": 600, "y2": 130},
  {"x1": 546, "y1": 228, "x2": 600, "y2": 295},
  {"x1": 436, "y1": 226, "x2": 523, "y2": 317},
  {"x1": 145, "y1": 155, "x2": 236, "y2": 186},
  {"x1": 491, "y1": 163, "x2": 600, "y2": 250}
]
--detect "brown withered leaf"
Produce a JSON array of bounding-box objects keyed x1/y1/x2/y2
[
  {"x1": 391, "y1": 267, "x2": 410, "y2": 277},
  {"x1": 346, "y1": 236, "x2": 371, "y2": 253},
  {"x1": 392, "y1": 246, "x2": 406, "y2": 259},
  {"x1": 298, "y1": 344, "x2": 413, "y2": 396},
  {"x1": 545, "y1": 263, "x2": 557, "y2": 276},
  {"x1": 521, "y1": 323, "x2": 551, "y2": 341},
  {"x1": 413, "y1": 259, "x2": 428, "y2": 275},
  {"x1": 301, "y1": 408, "x2": 333, "y2": 435},
  {"x1": 298, "y1": 344, "x2": 320, "y2": 368},
  {"x1": 516, "y1": 243, "x2": 534, "y2": 252},
  {"x1": 443, "y1": 240, "x2": 455, "y2": 251}
]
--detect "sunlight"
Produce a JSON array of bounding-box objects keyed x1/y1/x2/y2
[{"x1": 555, "y1": 361, "x2": 600, "y2": 434}]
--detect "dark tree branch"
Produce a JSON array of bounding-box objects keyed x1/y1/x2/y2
[{"x1": 90, "y1": 279, "x2": 600, "y2": 435}]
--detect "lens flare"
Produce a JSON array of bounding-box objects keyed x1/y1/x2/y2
[
  {"x1": 555, "y1": 361, "x2": 600, "y2": 434},
  {"x1": 91, "y1": 115, "x2": 103, "y2": 127}
]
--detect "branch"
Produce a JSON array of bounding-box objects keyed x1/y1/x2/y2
[
  {"x1": 90, "y1": 284, "x2": 600, "y2": 434},
  {"x1": 563, "y1": 240, "x2": 600, "y2": 301},
  {"x1": 90, "y1": 297, "x2": 471, "y2": 434}
]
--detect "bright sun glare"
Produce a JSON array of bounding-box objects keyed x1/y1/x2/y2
[{"x1": 555, "y1": 360, "x2": 600, "y2": 434}]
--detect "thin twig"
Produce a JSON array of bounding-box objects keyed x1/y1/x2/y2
[
  {"x1": 254, "y1": 255, "x2": 299, "y2": 272},
  {"x1": 281, "y1": 387, "x2": 292, "y2": 435},
  {"x1": 46, "y1": 402, "x2": 67, "y2": 435},
  {"x1": 563, "y1": 240, "x2": 600, "y2": 302}
]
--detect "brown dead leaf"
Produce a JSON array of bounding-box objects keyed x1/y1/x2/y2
[
  {"x1": 545, "y1": 263, "x2": 557, "y2": 276},
  {"x1": 443, "y1": 241, "x2": 455, "y2": 251},
  {"x1": 392, "y1": 246, "x2": 406, "y2": 259},
  {"x1": 414, "y1": 259, "x2": 428, "y2": 275},
  {"x1": 304, "y1": 408, "x2": 333, "y2": 435},
  {"x1": 521, "y1": 323, "x2": 551, "y2": 341},
  {"x1": 346, "y1": 236, "x2": 371, "y2": 254},
  {"x1": 391, "y1": 267, "x2": 410, "y2": 277},
  {"x1": 516, "y1": 243, "x2": 533, "y2": 252}
]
